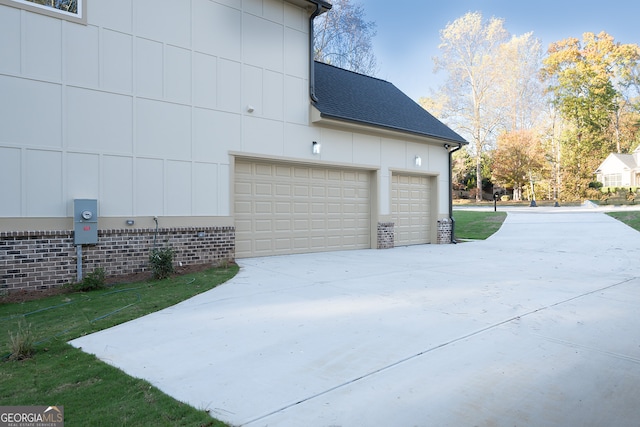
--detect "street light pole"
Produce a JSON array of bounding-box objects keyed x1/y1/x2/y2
[{"x1": 529, "y1": 171, "x2": 537, "y2": 207}]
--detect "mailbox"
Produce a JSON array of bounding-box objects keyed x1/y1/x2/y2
[
  {"x1": 493, "y1": 192, "x2": 500, "y2": 201},
  {"x1": 74, "y1": 199, "x2": 98, "y2": 245}
]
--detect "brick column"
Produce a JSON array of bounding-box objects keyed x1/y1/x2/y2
[
  {"x1": 437, "y1": 218, "x2": 453, "y2": 244},
  {"x1": 377, "y1": 222, "x2": 394, "y2": 249}
]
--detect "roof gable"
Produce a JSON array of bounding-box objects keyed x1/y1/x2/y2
[
  {"x1": 597, "y1": 153, "x2": 638, "y2": 173},
  {"x1": 313, "y1": 62, "x2": 467, "y2": 144}
]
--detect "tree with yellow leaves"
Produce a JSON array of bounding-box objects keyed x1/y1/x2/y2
[{"x1": 541, "y1": 31, "x2": 640, "y2": 199}]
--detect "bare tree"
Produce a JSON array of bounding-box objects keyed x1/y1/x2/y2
[
  {"x1": 495, "y1": 32, "x2": 545, "y2": 131},
  {"x1": 433, "y1": 11, "x2": 509, "y2": 201},
  {"x1": 313, "y1": 0, "x2": 377, "y2": 76}
]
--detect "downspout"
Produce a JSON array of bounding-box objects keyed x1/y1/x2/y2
[
  {"x1": 308, "y1": 1, "x2": 331, "y2": 102},
  {"x1": 447, "y1": 143, "x2": 463, "y2": 243}
]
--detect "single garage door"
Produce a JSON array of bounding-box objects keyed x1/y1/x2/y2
[
  {"x1": 391, "y1": 173, "x2": 431, "y2": 246},
  {"x1": 235, "y1": 159, "x2": 371, "y2": 258}
]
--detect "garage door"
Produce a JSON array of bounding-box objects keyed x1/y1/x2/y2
[
  {"x1": 391, "y1": 173, "x2": 431, "y2": 246},
  {"x1": 235, "y1": 159, "x2": 371, "y2": 258}
]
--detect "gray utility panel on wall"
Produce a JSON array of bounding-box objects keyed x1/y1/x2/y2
[{"x1": 73, "y1": 199, "x2": 98, "y2": 245}]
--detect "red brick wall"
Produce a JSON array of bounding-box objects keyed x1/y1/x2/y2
[{"x1": 1, "y1": 227, "x2": 235, "y2": 292}]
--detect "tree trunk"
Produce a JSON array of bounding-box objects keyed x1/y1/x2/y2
[{"x1": 476, "y1": 155, "x2": 482, "y2": 202}]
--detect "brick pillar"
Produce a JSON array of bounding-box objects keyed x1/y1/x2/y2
[
  {"x1": 437, "y1": 218, "x2": 453, "y2": 244},
  {"x1": 377, "y1": 222, "x2": 394, "y2": 249}
]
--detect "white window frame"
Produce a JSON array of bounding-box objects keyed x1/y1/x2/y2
[
  {"x1": 603, "y1": 173, "x2": 622, "y2": 187},
  {"x1": 0, "y1": 0, "x2": 86, "y2": 25}
]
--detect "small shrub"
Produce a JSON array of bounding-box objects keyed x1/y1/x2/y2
[
  {"x1": 500, "y1": 195, "x2": 510, "y2": 201},
  {"x1": 8, "y1": 321, "x2": 35, "y2": 361},
  {"x1": 77, "y1": 267, "x2": 106, "y2": 291},
  {"x1": 589, "y1": 181, "x2": 603, "y2": 190},
  {"x1": 149, "y1": 247, "x2": 175, "y2": 279}
]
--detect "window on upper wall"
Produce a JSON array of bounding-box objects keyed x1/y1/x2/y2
[{"x1": 0, "y1": 0, "x2": 86, "y2": 24}]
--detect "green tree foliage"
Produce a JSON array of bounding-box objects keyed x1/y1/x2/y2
[
  {"x1": 313, "y1": 0, "x2": 378, "y2": 75},
  {"x1": 541, "y1": 32, "x2": 640, "y2": 199}
]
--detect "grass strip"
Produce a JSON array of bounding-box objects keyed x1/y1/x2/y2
[
  {"x1": 1, "y1": 265, "x2": 238, "y2": 426},
  {"x1": 607, "y1": 211, "x2": 640, "y2": 231},
  {"x1": 452, "y1": 210, "x2": 507, "y2": 240}
]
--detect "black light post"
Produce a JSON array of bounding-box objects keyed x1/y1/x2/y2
[{"x1": 529, "y1": 172, "x2": 537, "y2": 207}]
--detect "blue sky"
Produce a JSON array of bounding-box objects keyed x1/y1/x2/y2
[{"x1": 359, "y1": 0, "x2": 640, "y2": 101}]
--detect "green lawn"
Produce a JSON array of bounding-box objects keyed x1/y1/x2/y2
[
  {"x1": 452, "y1": 210, "x2": 507, "y2": 240},
  {"x1": 452, "y1": 209, "x2": 640, "y2": 241},
  {"x1": 1, "y1": 265, "x2": 238, "y2": 427},
  {"x1": 607, "y1": 211, "x2": 640, "y2": 231}
]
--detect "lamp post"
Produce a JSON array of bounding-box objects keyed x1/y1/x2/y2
[{"x1": 529, "y1": 171, "x2": 537, "y2": 207}]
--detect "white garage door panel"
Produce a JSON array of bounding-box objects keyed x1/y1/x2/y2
[
  {"x1": 235, "y1": 160, "x2": 371, "y2": 258},
  {"x1": 392, "y1": 173, "x2": 431, "y2": 246}
]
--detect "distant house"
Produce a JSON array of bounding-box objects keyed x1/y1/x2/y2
[
  {"x1": 0, "y1": 0, "x2": 467, "y2": 292},
  {"x1": 595, "y1": 147, "x2": 640, "y2": 188}
]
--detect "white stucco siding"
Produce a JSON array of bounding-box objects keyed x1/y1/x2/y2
[
  {"x1": 24, "y1": 12, "x2": 62, "y2": 81},
  {"x1": 305, "y1": 129, "x2": 448, "y2": 219},
  {"x1": 66, "y1": 87, "x2": 133, "y2": 154},
  {"x1": 101, "y1": 29, "x2": 134, "y2": 93},
  {"x1": 26, "y1": 150, "x2": 64, "y2": 216},
  {"x1": 102, "y1": 156, "x2": 134, "y2": 216},
  {"x1": 193, "y1": 1, "x2": 242, "y2": 61},
  {"x1": 244, "y1": 12, "x2": 284, "y2": 72},
  {"x1": 135, "y1": 0, "x2": 192, "y2": 48},
  {"x1": 136, "y1": 99, "x2": 192, "y2": 160},
  {"x1": 0, "y1": 76, "x2": 62, "y2": 148},
  {"x1": 0, "y1": 0, "x2": 310, "y2": 221},
  {"x1": 0, "y1": 6, "x2": 20, "y2": 74},
  {"x1": 0, "y1": 147, "x2": 21, "y2": 216},
  {"x1": 64, "y1": 23, "x2": 100, "y2": 87},
  {"x1": 88, "y1": 1, "x2": 132, "y2": 34}
]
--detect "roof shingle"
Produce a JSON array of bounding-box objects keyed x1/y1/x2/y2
[{"x1": 313, "y1": 61, "x2": 467, "y2": 144}]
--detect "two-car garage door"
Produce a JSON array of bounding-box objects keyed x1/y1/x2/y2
[{"x1": 235, "y1": 159, "x2": 371, "y2": 258}]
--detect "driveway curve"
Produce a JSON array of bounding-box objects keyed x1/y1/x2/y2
[{"x1": 71, "y1": 208, "x2": 640, "y2": 426}]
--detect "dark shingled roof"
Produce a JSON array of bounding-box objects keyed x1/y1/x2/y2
[{"x1": 313, "y1": 61, "x2": 467, "y2": 144}]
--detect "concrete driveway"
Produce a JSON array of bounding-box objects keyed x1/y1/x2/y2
[{"x1": 71, "y1": 207, "x2": 640, "y2": 426}]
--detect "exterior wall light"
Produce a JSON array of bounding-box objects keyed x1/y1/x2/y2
[
  {"x1": 415, "y1": 156, "x2": 422, "y2": 167},
  {"x1": 312, "y1": 141, "x2": 321, "y2": 154}
]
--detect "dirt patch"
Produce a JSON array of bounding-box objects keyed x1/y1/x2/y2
[{"x1": 1, "y1": 262, "x2": 231, "y2": 305}]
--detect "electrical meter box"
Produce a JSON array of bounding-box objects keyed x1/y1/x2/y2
[{"x1": 74, "y1": 199, "x2": 98, "y2": 245}]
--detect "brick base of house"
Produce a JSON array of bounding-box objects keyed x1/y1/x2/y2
[
  {"x1": 437, "y1": 218, "x2": 453, "y2": 244},
  {"x1": 0, "y1": 227, "x2": 235, "y2": 293},
  {"x1": 377, "y1": 222, "x2": 395, "y2": 249}
]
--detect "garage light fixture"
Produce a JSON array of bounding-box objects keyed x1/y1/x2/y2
[
  {"x1": 312, "y1": 141, "x2": 321, "y2": 155},
  {"x1": 415, "y1": 156, "x2": 422, "y2": 167}
]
